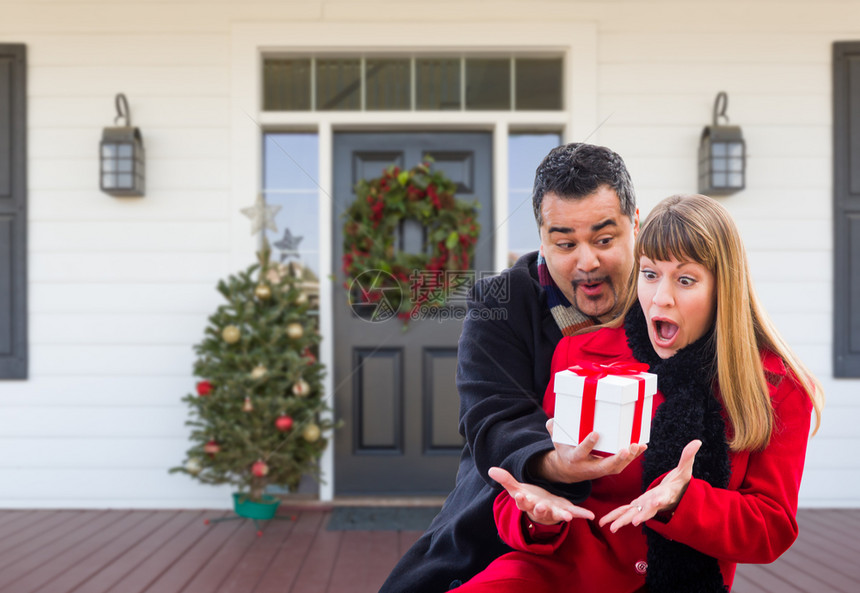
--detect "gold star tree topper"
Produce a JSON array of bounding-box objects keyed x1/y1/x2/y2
[{"x1": 240, "y1": 193, "x2": 282, "y2": 235}]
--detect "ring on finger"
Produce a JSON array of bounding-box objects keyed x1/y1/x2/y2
[{"x1": 636, "y1": 505, "x2": 643, "y2": 513}]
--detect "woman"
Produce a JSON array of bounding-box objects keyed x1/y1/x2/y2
[{"x1": 455, "y1": 194, "x2": 823, "y2": 593}]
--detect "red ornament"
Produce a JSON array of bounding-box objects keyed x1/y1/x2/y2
[
  {"x1": 303, "y1": 347, "x2": 317, "y2": 365},
  {"x1": 203, "y1": 440, "x2": 220, "y2": 456},
  {"x1": 196, "y1": 380, "x2": 213, "y2": 396},
  {"x1": 251, "y1": 460, "x2": 269, "y2": 477},
  {"x1": 275, "y1": 415, "x2": 294, "y2": 432}
]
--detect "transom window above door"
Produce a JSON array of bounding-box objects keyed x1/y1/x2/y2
[{"x1": 263, "y1": 55, "x2": 563, "y2": 111}]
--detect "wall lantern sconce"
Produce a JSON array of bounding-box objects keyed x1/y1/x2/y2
[
  {"x1": 698, "y1": 91, "x2": 745, "y2": 195},
  {"x1": 100, "y1": 93, "x2": 145, "y2": 196}
]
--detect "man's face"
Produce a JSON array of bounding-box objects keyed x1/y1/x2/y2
[{"x1": 539, "y1": 186, "x2": 639, "y2": 322}]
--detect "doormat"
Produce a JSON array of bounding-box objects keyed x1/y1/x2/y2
[{"x1": 326, "y1": 506, "x2": 441, "y2": 531}]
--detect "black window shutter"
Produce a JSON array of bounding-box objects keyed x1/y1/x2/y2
[
  {"x1": 0, "y1": 44, "x2": 27, "y2": 379},
  {"x1": 834, "y1": 42, "x2": 860, "y2": 377}
]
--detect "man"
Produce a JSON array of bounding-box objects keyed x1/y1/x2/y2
[{"x1": 379, "y1": 143, "x2": 641, "y2": 592}]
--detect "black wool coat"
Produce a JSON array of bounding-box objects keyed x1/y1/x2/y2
[{"x1": 379, "y1": 252, "x2": 591, "y2": 593}]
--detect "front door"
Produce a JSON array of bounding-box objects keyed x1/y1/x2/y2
[{"x1": 332, "y1": 132, "x2": 493, "y2": 495}]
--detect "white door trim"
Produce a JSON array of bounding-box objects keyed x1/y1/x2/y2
[{"x1": 231, "y1": 21, "x2": 598, "y2": 501}]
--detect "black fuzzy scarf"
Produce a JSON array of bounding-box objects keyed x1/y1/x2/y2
[{"x1": 624, "y1": 302, "x2": 731, "y2": 593}]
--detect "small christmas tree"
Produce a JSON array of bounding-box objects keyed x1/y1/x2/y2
[{"x1": 170, "y1": 241, "x2": 333, "y2": 502}]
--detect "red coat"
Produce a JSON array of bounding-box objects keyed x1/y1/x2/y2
[{"x1": 457, "y1": 326, "x2": 813, "y2": 593}]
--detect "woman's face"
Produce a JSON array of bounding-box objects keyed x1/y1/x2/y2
[{"x1": 637, "y1": 255, "x2": 716, "y2": 359}]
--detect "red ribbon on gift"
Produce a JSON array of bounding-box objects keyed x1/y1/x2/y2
[{"x1": 567, "y1": 361, "x2": 650, "y2": 444}]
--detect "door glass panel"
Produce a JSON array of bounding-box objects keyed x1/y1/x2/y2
[
  {"x1": 515, "y1": 58, "x2": 563, "y2": 110},
  {"x1": 416, "y1": 58, "x2": 461, "y2": 110},
  {"x1": 465, "y1": 58, "x2": 510, "y2": 110},
  {"x1": 263, "y1": 59, "x2": 311, "y2": 111},
  {"x1": 508, "y1": 133, "x2": 562, "y2": 267},
  {"x1": 366, "y1": 59, "x2": 411, "y2": 110},
  {"x1": 316, "y1": 58, "x2": 361, "y2": 110}
]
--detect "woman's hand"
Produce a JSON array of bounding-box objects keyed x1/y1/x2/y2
[
  {"x1": 489, "y1": 466, "x2": 595, "y2": 526},
  {"x1": 599, "y1": 439, "x2": 702, "y2": 533}
]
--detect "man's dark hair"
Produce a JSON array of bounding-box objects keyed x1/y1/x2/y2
[{"x1": 531, "y1": 143, "x2": 636, "y2": 227}]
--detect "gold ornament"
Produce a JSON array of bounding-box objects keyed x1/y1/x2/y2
[
  {"x1": 302, "y1": 423, "x2": 321, "y2": 443},
  {"x1": 286, "y1": 323, "x2": 304, "y2": 340},
  {"x1": 242, "y1": 396, "x2": 254, "y2": 412},
  {"x1": 296, "y1": 292, "x2": 308, "y2": 305},
  {"x1": 222, "y1": 325, "x2": 241, "y2": 344},
  {"x1": 185, "y1": 457, "x2": 202, "y2": 475},
  {"x1": 255, "y1": 282, "x2": 272, "y2": 300},
  {"x1": 292, "y1": 378, "x2": 311, "y2": 397},
  {"x1": 250, "y1": 365, "x2": 268, "y2": 380}
]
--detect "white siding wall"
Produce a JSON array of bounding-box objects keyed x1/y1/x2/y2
[{"x1": 0, "y1": 0, "x2": 857, "y2": 508}]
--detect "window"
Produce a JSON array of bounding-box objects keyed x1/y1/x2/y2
[
  {"x1": 263, "y1": 55, "x2": 563, "y2": 112},
  {"x1": 507, "y1": 133, "x2": 562, "y2": 267},
  {"x1": 416, "y1": 58, "x2": 461, "y2": 110},
  {"x1": 465, "y1": 58, "x2": 510, "y2": 110},
  {"x1": 263, "y1": 133, "x2": 321, "y2": 311},
  {"x1": 366, "y1": 59, "x2": 411, "y2": 110},
  {"x1": 316, "y1": 59, "x2": 361, "y2": 111}
]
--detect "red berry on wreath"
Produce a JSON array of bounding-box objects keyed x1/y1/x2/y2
[
  {"x1": 275, "y1": 415, "x2": 294, "y2": 432},
  {"x1": 196, "y1": 380, "x2": 213, "y2": 396}
]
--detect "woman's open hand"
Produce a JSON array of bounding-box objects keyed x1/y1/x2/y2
[
  {"x1": 599, "y1": 439, "x2": 702, "y2": 533},
  {"x1": 489, "y1": 466, "x2": 595, "y2": 526}
]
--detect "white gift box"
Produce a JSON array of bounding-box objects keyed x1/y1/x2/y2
[{"x1": 551, "y1": 364, "x2": 657, "y2": 455}]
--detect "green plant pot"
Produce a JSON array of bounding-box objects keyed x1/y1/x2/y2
[{"x1": 232, "y1": 492, "x2": 281, "y2": 520}]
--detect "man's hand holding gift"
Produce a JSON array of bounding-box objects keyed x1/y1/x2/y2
[{"x1": 531, "y1": 423, "x2": 647, "y2": 484}]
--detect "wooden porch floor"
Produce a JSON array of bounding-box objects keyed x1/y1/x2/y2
[{"x1": 0, "y1": 507, "x2": 856, "y2": 592}]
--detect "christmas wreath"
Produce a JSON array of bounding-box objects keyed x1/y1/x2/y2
[{"x1": 342, "y1": 160, "x2": 481, "y2": 322}]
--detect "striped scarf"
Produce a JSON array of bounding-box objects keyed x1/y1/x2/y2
[{"x1": 536, "y1": 251, "x2": 596, "y2": 336}]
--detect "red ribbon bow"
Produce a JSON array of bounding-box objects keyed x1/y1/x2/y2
[{"x1": 567, "y1": 361, "x2": 650, "y2": 445}]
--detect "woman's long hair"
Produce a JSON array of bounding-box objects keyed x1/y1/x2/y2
[{"x1": 610, "y1": 194, "x2": 822, "y2": 451}]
